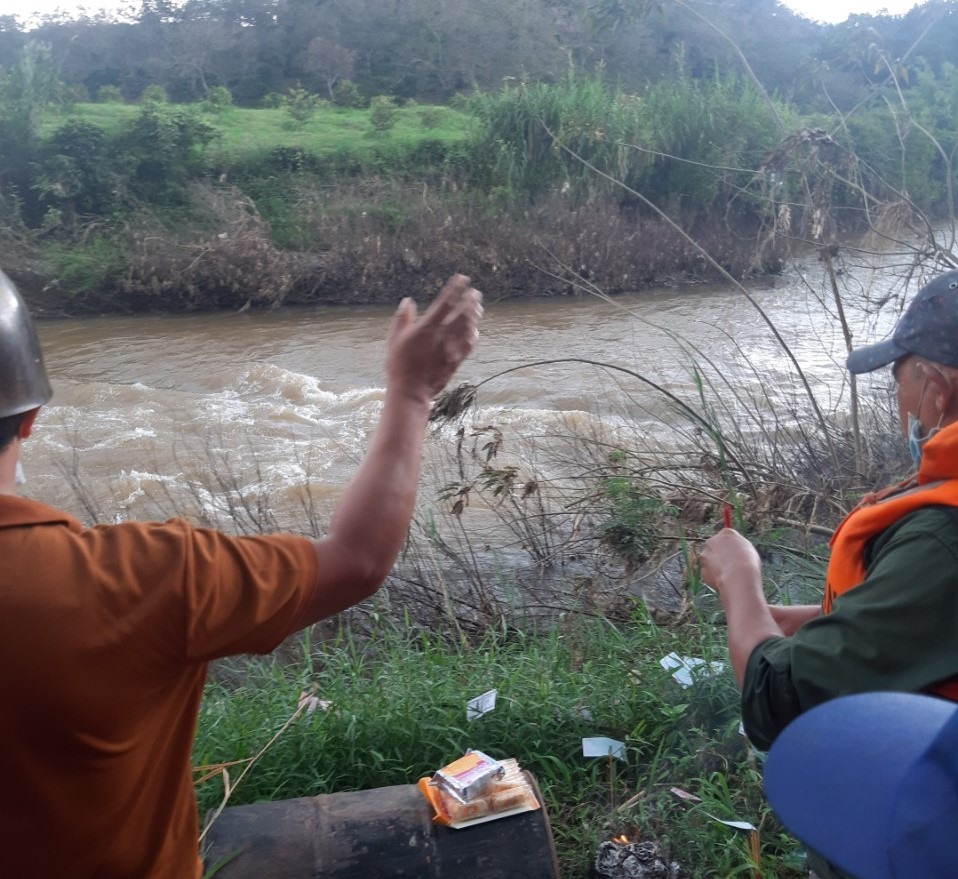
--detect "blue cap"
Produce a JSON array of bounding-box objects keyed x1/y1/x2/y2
[
  {"x1": 846, "y1": 270, "x2": 958, "y2": 374},
  {"x1": 764, "y1": 692, "x2": 958, "y2": 879}
]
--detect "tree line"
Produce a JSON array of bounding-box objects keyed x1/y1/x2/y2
[
  {"x1": 0, "y1": 0, "x2": 956, "y2": 312},
  {"x1": 2, "y1": 0, "x2": 956, "y2": 109}
]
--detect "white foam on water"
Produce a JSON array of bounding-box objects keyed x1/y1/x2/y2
[
  {"x1": 111, "y1": 469, "x2": 181, "y2": 511},
  {"x1": 239, "y1": 361, "x2": 335, "y2": 405}
]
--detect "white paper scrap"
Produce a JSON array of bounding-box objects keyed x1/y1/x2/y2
[
  {"x1": 466, "y1": 689, "x2": 497, "y2": 721},
  {"x1": 670, "y1": 787, "x2": 702, "y2": 803},
  {"x1": 297, "y1": 691, "x2": 332, "y2": 716},
  {"x1": 659, "y1": 652, "x2": 725, "y2": 688},
  {"x1": 704, "y1": 811, "x2": 756, "y2": 832},
  {"x1": 582, "y1": 736, "x2": 626, "y2": 762}
]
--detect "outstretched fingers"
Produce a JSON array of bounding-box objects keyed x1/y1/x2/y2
[{"x1": 419, "y1": 274, "x2": 473, "y2": 327}]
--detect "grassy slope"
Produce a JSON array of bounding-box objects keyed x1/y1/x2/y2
[
  {"x1": 44, "y1": 102, "x2": 476, "y2": 166},
  {"x1": 195, "y1": 613, "x2": 806, "y2": 879}
]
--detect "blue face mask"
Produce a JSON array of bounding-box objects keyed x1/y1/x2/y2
[
  {"x1": 908, "y1": 413, "x2": 924, "y2": 466},
  {"x1": 907, "y1": 412, "x2": 941, "y2": 467}
]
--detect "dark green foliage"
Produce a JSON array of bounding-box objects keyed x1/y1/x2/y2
[
  {"x1": 62, "y1": 82, "x2": 89, "y2": 107},
  {"x1": 201, "y1": 86, "x2": 233, "y2": 112},
  {"x1": 331, "y1": 78, "x2": 366, "y2": 109},
  {"x1": 465, "y1": 68, "x2": 786, "y2": 219},
  {"x1": 368, "y1": 95, "x2": 398, "y2": 132},
  {"x1": 598, "y1": 476, "x2": 672, "y2": 567},
  {"x1": 45, "y1": 232, "x2": 130, "y2": 297},
  {"x1": 35, "y1": 120, "x2": 123, "y2": 217},
  {"x1": 6, "y1": 0, "x2": 957, "y2": 117},
  {"x1": 119, "y1": 105, "x2": 217, "y2": 203},
  {"x1": 259, "y1": 145, "x2": 324, "y2": 175},
  {"x1": 96, "y1": 84, "x2": 124, "y2": 103},
  {"x1": 466, "y1": 72, "x2": 640, "y2": 199},
  {"x1": 419, "y1": 106, "x2": 443, "y2": 129},
  {"x1": 0, "y1": 42, "x2": 68, "y2": 223},
  {"x1": 407, "y1": 138, "x2": 449, "y2": 166},
  {"x1": 139, "y1": 83, "x2": 169, "y2": 104},
  {"x1": 282, "y1": 86, "x2": 323, "y2": 128},
  {"x1": 631, "y1": 70, "x2": 787, "y2": 217}
]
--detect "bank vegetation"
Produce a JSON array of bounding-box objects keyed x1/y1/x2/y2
[
  {"x1": 12, "y1": 2, "x2": 958, "y2": 875},
  {"x1": 1, "y1": 2, "x2": 957, "y2": 313}
]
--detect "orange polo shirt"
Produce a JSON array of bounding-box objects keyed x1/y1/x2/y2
[{"x1": 0, "y1": 496, "x2": 318, "y2": 878}]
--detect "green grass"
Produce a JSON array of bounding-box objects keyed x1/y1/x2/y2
[
  {"x1": 43, "y1": 102, "x2": 475, "y2": 168},
  {"x1": 194, "y1": 610, "x2": 806, "y2": 878},
  {"x1": 43, "y1": 101, "x2": 142, "y2": 136}
]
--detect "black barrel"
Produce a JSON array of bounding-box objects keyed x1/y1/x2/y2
[{"x1": 203, "y1": 771, "x2": 561, "y2": 878}]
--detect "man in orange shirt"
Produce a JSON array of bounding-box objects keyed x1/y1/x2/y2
[{"x1": 0, "y1": 268, "x2": 482, "y2": 878}]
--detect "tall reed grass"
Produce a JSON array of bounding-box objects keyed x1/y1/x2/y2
[{"x1": 464, "y1": 69, "x2": 788, "y2": 218}]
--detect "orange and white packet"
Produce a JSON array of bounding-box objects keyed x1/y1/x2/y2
[{"x1": 418, "y1": 757, "x2": 540, "y2": 828}]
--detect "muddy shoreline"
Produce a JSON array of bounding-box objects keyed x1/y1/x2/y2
[{"x1": 8, "y1": 196, "x2": 784, "y2": 319}]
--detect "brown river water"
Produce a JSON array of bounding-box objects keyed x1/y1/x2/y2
[{"x1": 25, "y1": 263, "x2": 900, "y2": 531}]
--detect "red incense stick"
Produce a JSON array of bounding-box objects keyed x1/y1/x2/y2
[{"x1": 722, "y1": 503, "x2": 733, "y2": 530}]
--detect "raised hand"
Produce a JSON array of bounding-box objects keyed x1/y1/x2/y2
[{"x1": 385, "y1": 274, "x2": 483, "y2": 405}]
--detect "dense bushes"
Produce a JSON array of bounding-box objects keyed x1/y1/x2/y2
[
  {"x1": 32, "y1": 105, "x2": 217, "y2": 221},
  {"x1": 2, "y1": 53, "x2": 955, "y2": 311}
]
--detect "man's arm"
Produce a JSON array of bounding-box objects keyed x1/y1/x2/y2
[
  {"x1": 699, "y1": 528, "x2": 785, "y2": 686},
  {"x1": 770, "y1": 604, "x2": 820, "y2": 635},
  {"x1": 294, "y1": 274, "x2": 482, "y2": 627},
  {"x1": 742, "y1": 508, "x2": 958, "y2": 749}
]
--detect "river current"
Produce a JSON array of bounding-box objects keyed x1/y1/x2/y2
[{"x1": 27, "y1": 261, "x2": 901, "y2": 531}]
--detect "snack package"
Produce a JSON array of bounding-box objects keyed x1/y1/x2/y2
[
  {"x1": 418, "y1": 757, "x2": 541, "y2": 828},
  {"x1": 431, "y1": 749, "x2": 504, "y2": 803}
]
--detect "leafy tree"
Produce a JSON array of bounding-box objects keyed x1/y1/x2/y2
[
  {"x1": 369, "y1": 95, "x2": 398, "y2": 131},
  {"x1": 299, "y1": 36, "x2": 355, "y2": 100},
  {"x1": 119, "y1": 104, "x2": 217, "y2": 202},
  {"x1": 140, "y1": 83, "x2": 169, "y2": 103},
  {"x1": 201, "y1": 85, "x2": 234, "y2": 111},
  {"x1": 0, "y1": 42, "x2": 65, "y2": 221},
  {"x1": 97, "y1": 84, "x2": 124, "y2": 102},
  {"x1": 332, "y1": 78, "x2": 365, "y2": 108},
  {"x1": 281, "y1": 85, "x2": 323, "y2": 127},
  {"x1": 34, "y1": 120, "x2": 124, "y2": 220}
]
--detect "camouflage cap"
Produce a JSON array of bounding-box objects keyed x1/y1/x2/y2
[{"x1": 846, "y1": 269, "x2": 958, "y2": 374}]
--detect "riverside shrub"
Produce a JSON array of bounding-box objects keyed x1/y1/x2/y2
[
  {"x1": 282, "y1": 87, "x2": 323, "y2": 128},
  {"x1": 119, "y1": 105, "x2": 217, "y2": 203},
  {"x1": 332, "y1": 79, "x2": 366, "y2": 109},
  {"x1": 201, "y1": 86, "x2": 233, "y2": 113},
  {"x1": 35, "y1": 120, "x2": 123, "y2": 217},
  {"x1": 96, "y1": 84, "x2": 124, "y2": 103},
  {"x1": 369, "y1": 95, "x2": 398, "y2": 132},
  {"x1": 140, "y1": 84, "x2": 169, "y2": 104}
]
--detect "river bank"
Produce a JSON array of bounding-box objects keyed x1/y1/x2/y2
[
  {"x1": 9, "y1": 183, "x2": 785, "y2": 318},
  {"x1": 27, "y1": 240, "x2": 912, "y2": 877},
  {"x1": 197, "y1": 613, "x2": 804, "y2": 879}
]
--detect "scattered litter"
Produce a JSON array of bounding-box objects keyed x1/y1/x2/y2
[
  {"x1": 466, "y1": 688, "x2": 497, "y2": 721},
  {"x1": 670, "y1": 787, "x2": 702, "y2": 803},
  {"x1": 659, "y1": 652, "x2": 725, "y2": 688},
  {"x1": 578, "y1": 706, "x2": 593, "y2": 721},
  {"x1": 582, "y1": 736, "x2": 627, "y2": 762},
  {"x1": 704, "y1": 812, "x2": 756, "y2": 832},
  {"x1": 297, "y1": 690, "x2": 332, "y2": 716}
]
